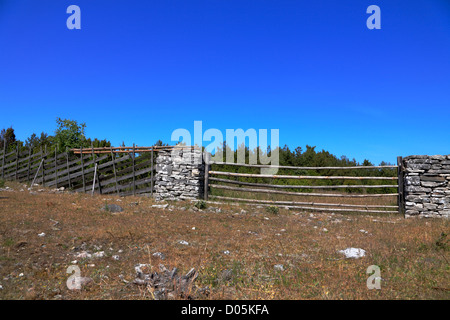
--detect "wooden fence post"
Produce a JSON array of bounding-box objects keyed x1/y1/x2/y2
[
  {"x1": 66, "y1": 147, "x2": 71, "y2": 188},
  {"x1": 132, "y1": 143, "x2": 136, "y2": 196},
  {"x1": 30, "y1": 159, "x2": 44, "y2": 190},
  {"x1": 27, "y1": 147, "x2": 31, "y2": 182},
  {"x1": 204, "y1": 152, "x2": 210, "y2": 201},
  {"x1": 80, "y1": 146, "x2": 86, "y2": 193},
  {"x1": 54, "y1": 147, "x2": 58, "y2": 188},
  {"x1": 110, "y1": 147, "x2": 119, "y2": 196},
  {"x1": 91, "y1": 144, "x2": 96, "y2": 194},
  {"x1": 41, "y1": 146, "x2": 45, "y2": 187},
  {"x1": 150, "y1": 146, "x2": 154, "y2": 196},
  {"x1": 1, "y1": 139, "x2": 5, "y2": 178},
  {"x1": 92, "y1": 163, "x2": 97, "y2": 196},
  {"x1": 397, "y1": 156, "x2": 405, "y2": 215},
  {"x1": 15, "y1": 144, "x2": 19, "y2": 181}
]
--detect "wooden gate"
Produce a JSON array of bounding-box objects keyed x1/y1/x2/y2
[{"x1": 204, "y1": 157, "x2": 405, "y2": 214}]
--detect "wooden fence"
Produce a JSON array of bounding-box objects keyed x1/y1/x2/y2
[
  {"x1": 0, "y1": 145, "x2": 175, "y2": 197},
  {"x1": 204, "y1": 157, "x2": 405, "y2": 214}
]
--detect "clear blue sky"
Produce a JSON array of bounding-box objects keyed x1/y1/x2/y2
[{"x1": 0, "y1": 0, "x2": 449, "y2": 165}]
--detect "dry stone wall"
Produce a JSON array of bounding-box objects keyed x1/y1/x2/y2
[
  {"x1": 403, "y1": 155, "x2": 450, "y2": 218},
  {"x1": 154, "y1": 148, "x2": 205, "y2": 201}
]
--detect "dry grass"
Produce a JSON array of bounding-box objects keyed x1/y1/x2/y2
[{"x1": 0, "y1": 181, "x2": 448, "y2": 300}]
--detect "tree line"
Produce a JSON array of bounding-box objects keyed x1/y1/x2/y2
[{"x1": 0, "y1": 118, "x2": 112, "y2": 154}]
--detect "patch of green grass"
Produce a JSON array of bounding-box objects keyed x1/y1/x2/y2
[
  {"x1": 434, "y1": 232, "x2": 448, "y2": 251},
  {"x1": 3, "y1": 238, "x2": 15, "y2": 247},
  {"x1": 104, "y1": 200, "x2": 110, "y2": 212},
  {"x1": 265, "y1": 205, "x2": 279, "y2": 215},
  {"x1": 194, "y1": 200, "x2": 207, "y2": 210}
]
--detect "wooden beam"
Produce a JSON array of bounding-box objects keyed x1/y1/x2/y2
[
  {"x1": 397, "y1": 156, "x2": 405, "y2": 215},
  {"x1": 66, "y1": 149, "x2": 71, "y2": 188},
  {"x1": 110, "y1": 147, "x2": 119, "y2": 196},
  {"x1": 54, "y1": 148, "x2": 58, "y2": 188},
  {"x1": 207, "y1": 197, "x2": 397, "y2": 214},
  {"x1": 209, "y1": 195, "x2": 398, "y2": 209},
  {"x1": 1, "y1": 139, "x2": 5, "y2": 178},
  {"x1": 132, "y1": 143, "x2": 136, "y2": 196},
  {"x1": 210, "y1": 184, "x2": 398, "y2": 198},
  {"x1": 27, "y1": 147, "x2": 32, "y2": 182},
  {"x1": 210, "y1": 161, "x2": 398, "y2": 170},
  {"x1": 14, "y1": 145, "x2": 19, "y2": 180},
  {"x1": 209, "y1": 177, "x2": 398, "y2": 189},
  {"x1": 80, "y1": 146, "x2": 86, "y2": 193},
  {"x1": 150, "y1": 147, "x2": 154, "y2": 196},
  {"x1": 209, "y1": 171, "x2": 398, "y2": 180},
  {"x1": 204, "y1": 152, "x2": 210, "y2": 201}
]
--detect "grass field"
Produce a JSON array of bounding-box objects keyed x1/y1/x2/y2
[{"x1": 0, "y1": 180, "x2": 448, "y2": 300}]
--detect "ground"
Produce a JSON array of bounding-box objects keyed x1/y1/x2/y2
[{"x1": 0, "y1": 181, "x2": 448, "y2": 300}]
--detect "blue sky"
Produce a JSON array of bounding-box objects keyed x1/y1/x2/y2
[{"x1": 0, "y1": 0, "x2": 449, "y2": 165}]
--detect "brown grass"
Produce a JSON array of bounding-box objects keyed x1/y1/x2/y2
[{"x1": 0, "y1": 181, "x2": 448, "y2": 300}]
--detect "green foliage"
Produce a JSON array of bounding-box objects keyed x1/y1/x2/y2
[
  {"x1": 54, "y1": 118, "x2": 87, "y2": 152},
  {"x1": 24, "y1": 131, "x2": 53, "y2": 153},
  {"x1": 0, "y1": 127, "x2": 16, "y2": 152},
  {"x1": 265, "y1": 205, "x2": 279, "y2": 215},
  {"x1": 3, "y1": 238, "x2": 15, "y2": 247},
  {"x1": 154, "y1": 139, "x2": 169, "y2": 147},
  {"x1": 194, "y1": 200, "x2": 207, "y2": 209},
  {"x1": 0, "y1": 178, "x2": 5, "y2": 188},
  {"x1": 434, "y1": 232, "x2": 448, "y2": 251}
]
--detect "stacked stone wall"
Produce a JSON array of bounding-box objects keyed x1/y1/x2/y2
[
  {"x1": 154, "y1": 148, "x2": 204, "y2": 201},
  {"x1": 403, "y1": 155, "x2": 450, "y2": 218}
]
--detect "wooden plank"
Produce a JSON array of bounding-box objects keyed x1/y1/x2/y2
[
  {"x1": 73, "y1": 166, "x2": 154, "y2": 193},
  {"x1": 110, "y1": 147, "x2": 119, "y2": 195},
  {"x1": 209, "y1": 195, "x2": 399, "y2": 209},
  {"x1": 204, "y1": 152, "x2": 210, "y2": 200},
  {"x1": 44, "y1": 154, "x2": 109, "y2": 177},
  {"x1": 44, "y1": 155, "x2": 126, "y2": 188},
  {"x1": 14, "y1": 154, "x2": 80, "y2": 177},
  {"x1": 91, "y1": 144, "x2": 102, "y2": 194},
  {"x1": 210, "y1": 161, "x2": 398, "y2": 170},
  {"x1": 14, "y1": 145, "x2": 19, "y2": 180},
  {"x1": 80, "y1": 146, "x2": 86, "y2": 192},
  {"x1": 210, "y1": 184, "x2": 398, "y2": 198},
  {"x1": 397, "y1": 156, "x2": 405, "y2": 215},
  {"x1": 2, "y1": 140, "x2": 6, "y2": 178},
  {"x1": 207, "y1": 198, "x2": 397, "y2": 214},
  {"x1": 209, "y1": 177, "x2": 398, "y2": 189},
  {"x1": 96, "y1": 165, "x2": 102, "y2": 195},
  {"x1": 30, "y1": 159, "x2": 44, "y2": 190},
  {"x1": 109, "y1": 159, "x2": 151, "y2": 179},
  {"x1": 41, "y1": 147, "x2": 45, "y2": 186},
  {"x1": 3, "y1": 150, "x2": 16, "y2": 160},
  {"x1": 66, "y1": 150, "x2": 71, "y2": 188},
  {"x1": 54, "y1": 148, "x2": 58, "y2": 188},
  {"x1": 209, "y1": 171, "x2": 398, "y2": 180},
  {"x1": 132, "y1": 143, "x2": 136, "y2": 196},
  {"x1": 26, "y1": 148, "x2": 32, "y2": 181},
  {"x1": 92, "y1": 163, "x2": 97, "y2": 195},
  {"x1": 150, "y1": 147, "x2": 154, "y2": 196}
]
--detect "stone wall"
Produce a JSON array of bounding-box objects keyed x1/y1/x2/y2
[
  {"x1": 153, "y1": 148, "x2": 205, "y2": 201},
  {"x1": 403, "y1": 155, "x2": 450, "y2": 218}
]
